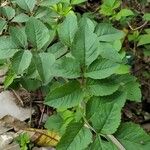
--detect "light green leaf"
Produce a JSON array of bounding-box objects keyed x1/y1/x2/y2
[
  {"x1": 0, "y1": 6, "x2": 15, "y2": 20},
  {"x1": 115, "y1": 64, "x2": 130, "y2": 74},
  {"x1": 71, "y1": 0, "x2": 87, "y2": 5},
  {"x1": 95, "y1": 23, "x2": 124, "y2": 42},
  {"x1": 51, "y1": 57, "x2": 80, "y2": 79},
  {"x1": 138, "y1": 34, "x2": 150, "y2": 46},
  {"x1": 143, "y1": 13, "x2": 150, "y2": 21},
  {"x1": 86, "y1": 91, "x2": 126, "y2": 134},
  {"x1": 58, "y1": 11, "x2": 78, "y2": 46},
  {"x1": 11, "y1": 50, "x2": 32, "y2": 74},
  {"x1": 115, "y1": 122, "x2": 150, "y2": 150},
  {"x1": 87, "y1": 79, "x2": 120, "y2": 96},
  {"x1": 15, "y1": 0, "x2": 36, "y2": 12},
  {"x1": 0, "y1": 36, "x2": 20, "y2": 59},
  {"x1": 85, "y1": 58, "x2": 120, "y2": 79},
  {"x1": 45, "y1": 81, "x2": 84, "y2": 109},
  {"x1": 10, "y1": 27, "x2": 28, "y2": 48},
  {"x1": 12, "y1": 13, "x2": 29, "y2": 22},
  {"x1": 57, "y1": 122, "x2": 92, "y2": 150},
  {"x1": 45, "y1": 114, "x2": 63, "y2": 132},
  {"x1": 25, "y1": 17, "x2": 50, "y2": 50},
  {"x1": 71, "y1": 17, "x2": 99, "y2": 66},
  {"x1": 125, "y1": 81, "x2": 142, "y2": 102},
  {"x1": 89, "y1": 136, "x2": 117, "y2": 150},
  {"x1": 115, "y1": 9, "x2": 134, "y2": 20},
  {"x1": 0, "y1": 18, "x2": 7, "y2": 34},
  {"x1": 4, "y1": 71, "x2": 17, "y2": 89}
]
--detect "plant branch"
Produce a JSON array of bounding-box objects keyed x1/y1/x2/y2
[
  {"x1": 127, "y1": 21, "x2": 148, "y2": 31},
  {"x1": 106, "y1": 134, "x2": 126, "y2": 150}
]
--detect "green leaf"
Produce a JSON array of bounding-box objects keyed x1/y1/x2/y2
[
  {"x1": 85, "y1": 58, "x2": 120, "y2": 79},
  {"x1": 0, "y1": 36, "x2": 20, "y2": 59},
  {"x1": 99, "y1": 43, "x2": 122, "y2": 62},
  {"x1": 58, "y1": 11, "x2": 78, "y2": 46},
  {"x1": 57, "y1": 122, "x2": 92, "y2": 150},
  {"x1": 143, "y1": 13, "x2": 150, "y2": 21},
  {"x1": 115, "y1": 64, "x2": 130, "y2": 74},
  {"x1": 125, "y1": 81, "x2": 142, "y2": 102},
  {"x1": 39, "y1": 0, "x2": 61, "y2": 7},
  {"x1": 15, "y1": 0, "x2": 36, "y2": 12},
  {"x1": 0, "y1": 6, "x2": 15, "y2": 20},
  {"x1": 51, "y1": 57, "x2": 80, "y2": 79},
  {"x1": 11, "y1": 50, "x2": 32, "y2": 74},
  {"x1": 71, "y1": 17, "x2": 99, "y2": 66},
  {"x1": 47, "y1": 42, "x2": 68, "y2": 59},
  {"x1": 89, "y1": 136, "x2": 117, "y2": 150},
  {"x1": 12, "y1": 13, "x2": 29, "y2": 23},
  {"x1": 86, "y1": 91, "x2": 126, "y2": 134},
  {"x1": 87, "y1": 78, "x2": 120, "y2": 96},
  {"x1": 71, "y1": 0, "x2": 87, "y2": 5},
  {"x1": 0, "y1": 18, "x2": 7, "y2": 34},
  {"x1": 4, "y1": 71, "x2": 17, "y2": 89},
  {"x1": 33, "y1": 52, "x2": 55, "y2": 83},
  {"x1": 45, "y1": 81, "x2": 84, "y2": 109},
  {"x1": 115, "y1": 9, "x2": 134, "y2": 20},
  {"x1": 45, "y1": 114, "x2": 63, "y2": 132},
  {"x1": 95, "y1": 23, "x2": 124, "y2": 42},
  {"x1": 138, "y1": 34, "x2": 150, "y2": 46},
  {"x1": 115, "y1": 122, "x2": 150, "y2": 150},
  {"x1": 25, "y1": 17, "x2": 50, "y2": 50},
  {"x1": 10, "y1": 27, "x2": 28, "y2": 48}
]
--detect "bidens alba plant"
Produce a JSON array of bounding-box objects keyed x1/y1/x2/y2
[{"x1": 0, "y1": 0, "x2": 150, "y2": 149}]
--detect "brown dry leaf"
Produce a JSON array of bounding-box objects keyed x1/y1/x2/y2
[{"x1": 24, "y1": 128, "x2": 60, "y2": 147}]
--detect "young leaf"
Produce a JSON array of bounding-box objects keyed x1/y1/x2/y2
[
  {"x1": 0, "y1": 6, "x2": 15, "y2": 20},
  {"x1": 58, "y1": 11, "x2": 78, "y2": 46},
  {"x1": 71, "y1": 17, "x2": 99, "y2": 66},
  {"x1": 85, "y1": 58, "x2": 120, "y2": 79},
  {"x1": 10, "y1": 27, "x2": 28, "y2": 48},
  {"x1": 115, "y1": 122, "x2": 150, "y2": 150},
  {"x1": 71, "y1": 0, "x2": 87, "y2": 5},
  {"x1": 15, "y1": 0, "x2": 36, "y2": 12},
  {"x1": 86, "y1": 91, "x2": 126, "y2": 134},
  {"x1": 115, "y1": 9, "x2": 134, "y2": 20},
  {"x1": 11, "y1": 50, "x2": 32, "y2": 74},
  {"x1": 95, "y1": 23, "x2": 124, "y2": 42},
  {"x1": 57, "y1": 122, "x2": 92, "y2": 150},
  {"x1": 87, "y1": 78, "x2": 120, "y2": 96},
  {"x1": 45, "y1": 81, "x2": 84, "y2": 109},
  {"x1": 25, "y1": 17, "x2": 50, "y2": 50},
  {"x1": 12, "y1": 13, "x2": 29, "y2": 23},
  {"x1": 0, "y1": 36, "x2": 20, "y2": 59}
]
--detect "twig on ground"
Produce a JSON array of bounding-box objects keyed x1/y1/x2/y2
[
  {"x1": 127, "y1": 21, "x2": 148, "y2": 31},
  {"x1": 38, "y1": 105, "x2": 45, "y2": 128}
]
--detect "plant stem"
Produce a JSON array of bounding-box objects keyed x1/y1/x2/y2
[{"x1": 106, "y1": 134, "x2": 126, "y2": 150}]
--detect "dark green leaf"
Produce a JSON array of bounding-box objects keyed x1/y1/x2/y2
[
  {"x1": 45, "y1": 81, "x2": 84, "y2": 109},
  {"x1": 25, "y1": 17, "x2": 50, "y2": 50},
  {"x1": 57, "y1": 122, "x2": 92, "y2": 150},
  {"x1": 115, "y1": 122, "x2": 150, "y2": 150},
  {"x1": 11, "y1": 50, "x2": 32, "y2": 74}
]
